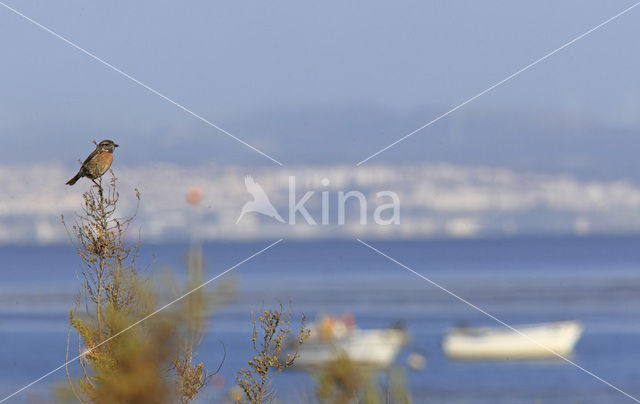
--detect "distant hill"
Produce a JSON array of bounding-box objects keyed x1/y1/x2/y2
[{"x1": 4, "y1": 104, "x2": 638, "y2": 181}]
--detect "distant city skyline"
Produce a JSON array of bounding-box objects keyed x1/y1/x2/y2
[{"x1": 3, "y1": 162, "x2": 640, "y2": 244}]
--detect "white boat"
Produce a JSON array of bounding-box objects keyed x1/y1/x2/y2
[
  {"x1": 291, "y1": 314, "x2": 408, "y2": 369},
  {"x1": 442, "y1": 320, "x2": 583, "y2": 360}
]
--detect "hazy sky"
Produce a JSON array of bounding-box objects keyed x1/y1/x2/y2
[{"x1": 1, "y1": 1, "x2": 639, "y2": 168}]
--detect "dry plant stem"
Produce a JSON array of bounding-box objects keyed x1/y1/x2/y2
[
  {"x1": 95, "y1": 181, "x2": 105, "y2": 336},
  {"x1": 172, "y1": 246, "x2": 214, "y2": 404},
  {"x1": 64, "y1": 302, "x2": 84, "y2": 404},
  {"x1": 63, "y1": 173, "x2": 174, "y2": 402},
  {"x1": 61, "y1": 173, "x2": 219, "y2": 403},
  {"x1": 236, "y1": 302, "x2": 309, "y2": 404}
]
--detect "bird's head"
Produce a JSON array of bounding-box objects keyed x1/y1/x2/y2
[{"x1": 97, "y1": 139, "x2": 119, "y2": 153}]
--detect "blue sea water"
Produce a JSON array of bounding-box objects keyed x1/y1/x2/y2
[{"x1": 2, "y1": 236, "x2": 640, "y2": 403}]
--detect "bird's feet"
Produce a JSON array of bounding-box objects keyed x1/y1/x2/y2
[{"x1": 91, "y1": 179, "x2": 104, "y2": 197}]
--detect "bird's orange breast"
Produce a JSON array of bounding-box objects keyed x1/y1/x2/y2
[{"x1": 86, "y1": 152, "x2": 113, "y2": 178}]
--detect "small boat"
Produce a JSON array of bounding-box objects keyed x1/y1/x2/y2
[
  {"x1": 291, "y1": 313, "x2": 408, "y2": 369},
  {"x1": 442, "y1": 320, "x2": 583, "y2": 360}
]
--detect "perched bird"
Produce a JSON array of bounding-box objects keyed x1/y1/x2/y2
[
  {"x1": 236, "y1": 175, "x2": 285, "y2": 224},
  {"x1": 66, "y1": 140, "x2": 119, "y2": 186}
]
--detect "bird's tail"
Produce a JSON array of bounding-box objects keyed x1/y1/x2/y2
[{"x1": 66, "y1": 172, "x2": 82, "y2": 186}]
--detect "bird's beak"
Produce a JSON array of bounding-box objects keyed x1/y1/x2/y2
[{"x1": 114, "y1": 144, "x2": 119, "y2": 147}]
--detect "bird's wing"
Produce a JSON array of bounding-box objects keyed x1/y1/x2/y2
[
  {"x1": 245, "y1": 176, "x2": 269, "y2": 200},
  {"x1": 81, "y1": 149, "x2": 99, "y2": 168}
]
